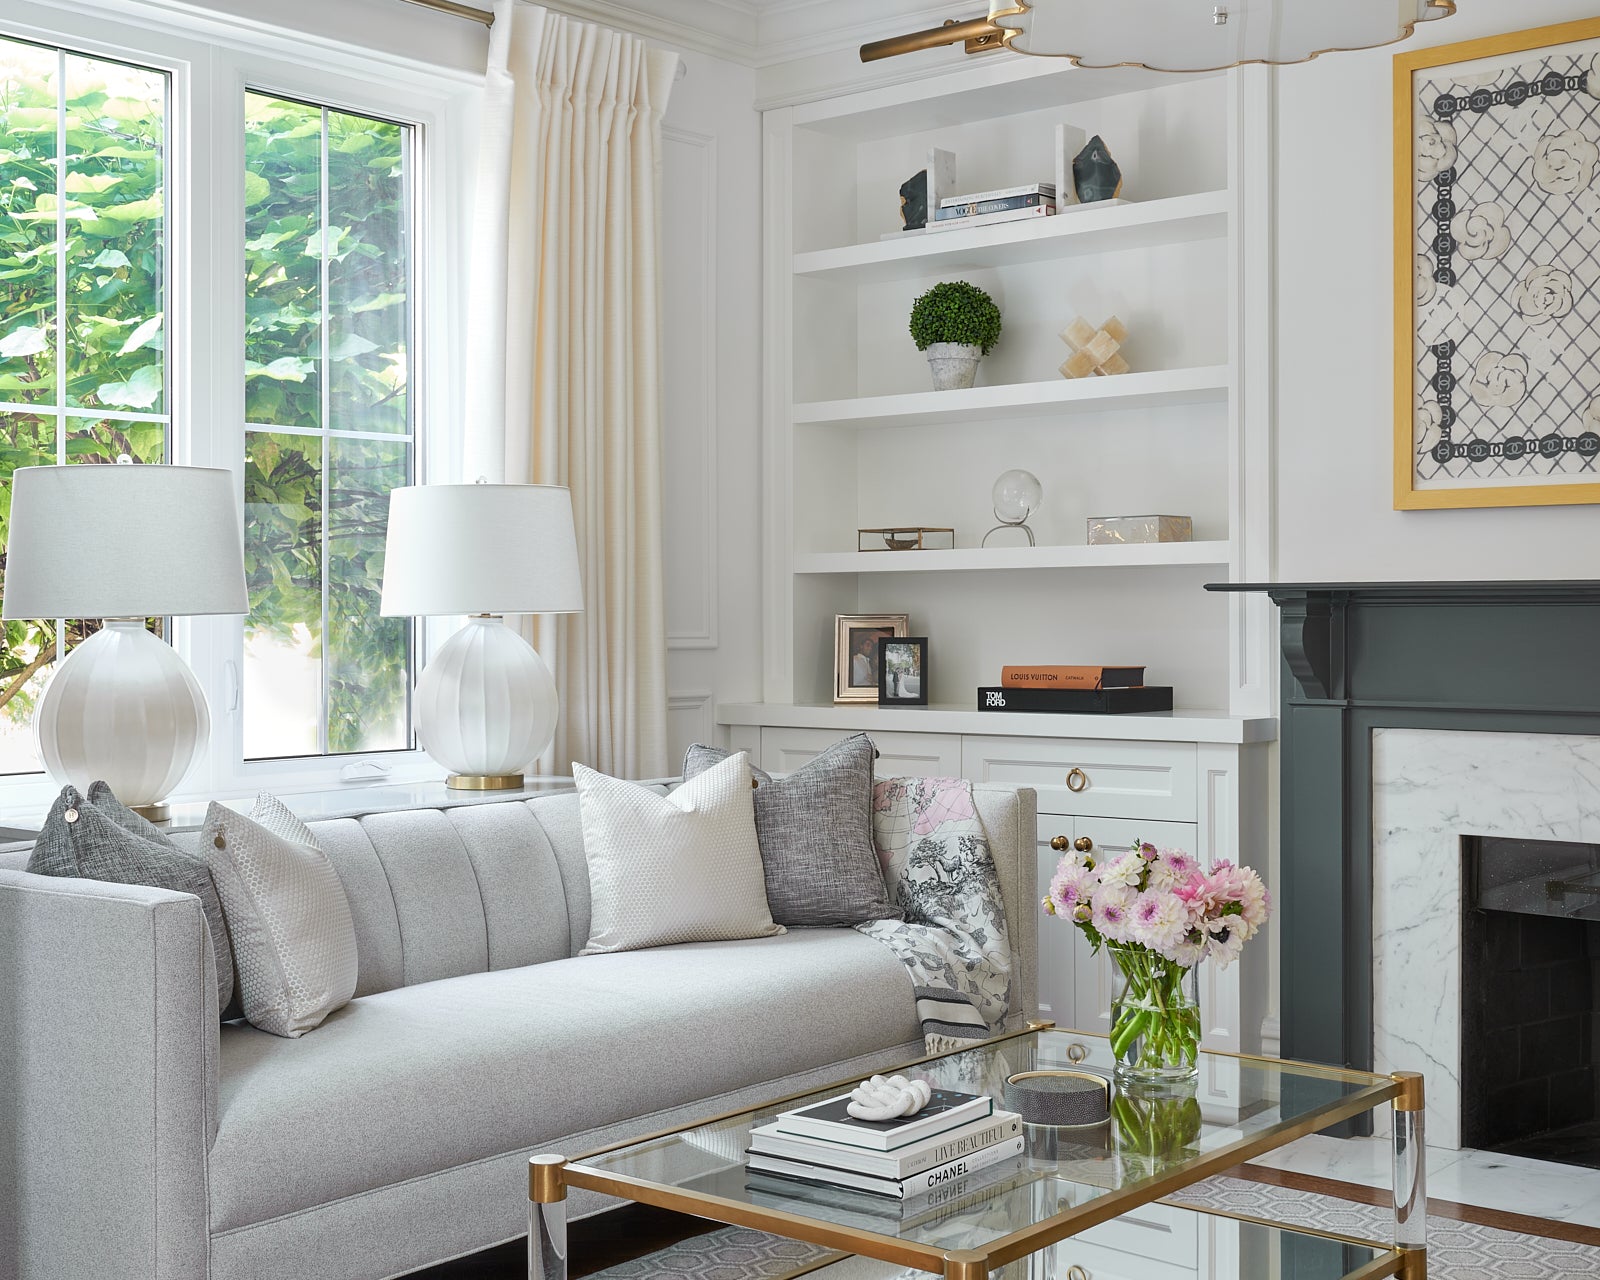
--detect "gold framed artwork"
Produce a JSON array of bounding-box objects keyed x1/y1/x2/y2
[
  {"x1": 833, "y1": 614, "x2": 908, "y2": 704},
  {"x1": 1394, "y1": 17, "x2": 1600, "y2": 509}
]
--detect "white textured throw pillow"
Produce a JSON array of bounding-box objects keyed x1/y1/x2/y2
[
  {"x1": 203, "y1": 793, "x2": 359, "y2": 1038},
  {"x1": 577, "y1": 752, "x2": 785, "y2": 955}
]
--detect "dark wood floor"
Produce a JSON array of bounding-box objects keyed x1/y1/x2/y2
[
  {"x1": 408, "y1": 1163, "x2": 1600, "y2": 1277},
  {"x1": 409, "y1": 1202, "x2": 719, "y2": 1279}
]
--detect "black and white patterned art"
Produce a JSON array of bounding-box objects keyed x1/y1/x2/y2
[{"x1": 1407, "y1": 40, "x2": 1600, "y2": 503}]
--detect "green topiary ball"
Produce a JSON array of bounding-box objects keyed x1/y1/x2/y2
[{"x1": 908, "y1": 280, "x2": 1002, "y2": 355}]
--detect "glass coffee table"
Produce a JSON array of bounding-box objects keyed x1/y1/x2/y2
[{"x1": 527, "y1": 1025, "x2": 1427, "y2": 1279}]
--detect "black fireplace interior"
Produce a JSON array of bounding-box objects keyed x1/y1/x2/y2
[{"x1": 1461, "y1": 836, "x2": 1600, "y2": 1168}]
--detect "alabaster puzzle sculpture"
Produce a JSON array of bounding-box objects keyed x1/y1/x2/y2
[{"x1": 1059, "y1": 315, "x2": 1130, "y2": 378}]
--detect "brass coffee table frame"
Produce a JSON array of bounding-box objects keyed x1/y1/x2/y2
[{"x1": 527, "y1": 1026, "x2": 1428, "y2": 1280}]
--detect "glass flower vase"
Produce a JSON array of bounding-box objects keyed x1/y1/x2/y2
[{"x1": 1106, "y1": 943, "x2": 1201, "y2": 1089}]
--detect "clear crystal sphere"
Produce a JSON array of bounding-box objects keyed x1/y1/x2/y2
[{"x1": 992, "y1": 469, "x2": 1042, "y2": 524}]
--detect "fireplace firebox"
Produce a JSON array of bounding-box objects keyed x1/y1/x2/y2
[{"x1": 1461, "y1": 836, "x2": 1600, "y2": 1167}]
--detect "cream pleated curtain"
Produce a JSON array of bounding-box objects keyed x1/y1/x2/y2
[{"x1": 464, "y1": 0, "x2": 678, "y2": 778}]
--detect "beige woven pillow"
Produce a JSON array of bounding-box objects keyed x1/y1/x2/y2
[
  {"x1": 203, "y1": 794, "x2": 358, "y2": 1038},
  {"x1": 576, "y1": 752, "x2": 784, "y2": 955}
]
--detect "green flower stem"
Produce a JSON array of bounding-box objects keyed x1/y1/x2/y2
[{"x1": 1108, "y1": 945, "x2": 1200, "y2": 1074}]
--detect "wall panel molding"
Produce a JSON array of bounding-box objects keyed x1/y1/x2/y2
[{"x1": 662, "y1": 124, "x2": 720, "y2": 651}]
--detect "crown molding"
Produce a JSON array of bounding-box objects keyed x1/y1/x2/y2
[{"x1": 544, "y1": 0, "x2": 759, "y2": 63}]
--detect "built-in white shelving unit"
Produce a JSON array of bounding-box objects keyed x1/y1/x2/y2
[
  {"x1": 758, "y1": 53, "x2": 1274, "y2": 714},
  {"x1": 739, "y1": 53, "x2": 1278, "y2": 1088}
]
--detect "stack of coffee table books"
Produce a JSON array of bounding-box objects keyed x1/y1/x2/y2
[{"x1": 745, "y1": 1086, "x2": 1025, "y2": 1201}]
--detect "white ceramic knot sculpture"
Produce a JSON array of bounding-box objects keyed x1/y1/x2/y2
[{"x1": 846, "y1": 1074, "x2": 932, "y2": 1121}]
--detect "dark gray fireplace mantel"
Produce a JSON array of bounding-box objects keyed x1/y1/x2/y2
[{"x1": 1207, "y1": 581, "x2": 1600, "y2": 1073}]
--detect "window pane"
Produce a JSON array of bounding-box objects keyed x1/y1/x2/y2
[
  {"x1": 243, "y1": 93, "x2": 415, "y2": 762},
  {"x1": 65, "y1": 56, "x2": 165, "y2": 413},
  {"x1": 328, "y1": 111, "x2": 407, "y2": 435},
  {"x1": 327, "y1": 436, "x2": 408, "y2": 752},
  {"x1": 0, "y1": 412, "x2": 58, "y2": 775},
  {"x1": 0, "y1": 40, "x2": 60, "y2": 404},
  {"x1": 242, "y1": 431, "x2": 322, "y2": 760},
  {"x1": 244, "y1": 93, "x2": 321, "y2": 430},
  {"x1": 0, "y1": 37, "x2": 168, "y2": 779}
]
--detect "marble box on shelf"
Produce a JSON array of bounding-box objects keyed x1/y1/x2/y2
[{"x1": 1086, "y1": 515, "x2": 1193, "y2": 545}]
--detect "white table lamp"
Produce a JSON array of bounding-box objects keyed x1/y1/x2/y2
[
  {"x1": 380, "y1": 483, "x2": 583, "y2": 789},
  {"x1": 1, "y1": 462, "x2": 249, "y2": 817}
]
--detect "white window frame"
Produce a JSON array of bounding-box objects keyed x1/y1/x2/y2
[{"x1": 0, "y1": 0, "x2": 480, "y2": 817}]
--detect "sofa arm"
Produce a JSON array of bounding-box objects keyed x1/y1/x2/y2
[
  {"x1": 971, "y1": 784, "x2": 1038, "y2": 1026},
  {"x1": 0, "y1": 868, "x2": 219, "y2": 1280}
]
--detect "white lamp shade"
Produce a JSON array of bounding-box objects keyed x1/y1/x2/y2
[
  {"x1": 992, "y1": 0, "x2": 1453, "y2": 71},
  {"x1": 380, "y1": 484, "x2": 584, "y2": 617},
  {"x1": 2, "y1": 463, "x2": 248, "y2": 619}
]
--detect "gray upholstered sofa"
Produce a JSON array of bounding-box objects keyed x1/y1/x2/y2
[{"x1": 0, "y1": 782, "x2": 1038, "y2": 1280}]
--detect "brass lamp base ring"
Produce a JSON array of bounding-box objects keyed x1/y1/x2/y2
[
  {"x1": 131, "y1": 802, "x2": 171, "y2": 823},
  {"x1": 447, "y1": 773, "x2": 526, "y2": 791}
]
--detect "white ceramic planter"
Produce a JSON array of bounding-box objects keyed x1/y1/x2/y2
[{"x1": 925, "y1": 342, "x2": 983, "y2": 391}]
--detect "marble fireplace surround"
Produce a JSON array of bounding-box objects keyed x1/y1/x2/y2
[
  {"x1": 1216, "y1": 581, "x2": 1600, "y2": 1123},
  {"x1": 1371, "y1": 726, "x2": 1600, "y2": 1149}
]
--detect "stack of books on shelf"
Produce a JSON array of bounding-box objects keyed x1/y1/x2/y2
[
  {"x1": 745, "y1": 1087, "x2": 1025, "y2": 1201},
  {"x1": 977, "y1": 665, "x2": 1175, "y2": 714},
  {"x1": 927, "y1": 182, "x2": 1056, "y2": 234}
]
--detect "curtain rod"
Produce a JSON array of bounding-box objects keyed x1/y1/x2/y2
[{"x1": 399, "y1": 0, "x2": 495, "y2": 26}]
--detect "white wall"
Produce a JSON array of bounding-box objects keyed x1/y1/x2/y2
[
  {"x1": 658, "y1": 50, "x2": 764, "y2": 763},
  {"x1": 1275, "y1": 0, "x2": 1600, "y2": 580}
]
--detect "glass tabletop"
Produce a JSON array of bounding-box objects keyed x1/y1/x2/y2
[{"x1": 566, "y1": 1028, "x2": 1403, "y2": 1270}]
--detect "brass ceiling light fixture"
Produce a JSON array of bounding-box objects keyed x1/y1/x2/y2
[{"x1": 861, "y1": 1, "x2": 1457, "y2": 71}]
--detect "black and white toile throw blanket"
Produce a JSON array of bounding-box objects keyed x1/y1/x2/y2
[{"x1": 855, "y1": 777, "x2": 1012, "y2": 1053}]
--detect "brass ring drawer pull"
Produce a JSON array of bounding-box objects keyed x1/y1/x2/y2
[
  {"x1": 1066, "y1": 767, "x2": 1089, "y2": 792},
  {"x1": 1067, "y1": 1267, "x2": 1090, "y2": 1280}
]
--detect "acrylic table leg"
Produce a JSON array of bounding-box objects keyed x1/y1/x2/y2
[
  {"x1": 1391, "y1": 1070, "x2": 1427, "y2": 1275},
  {"x1": 528, "y1": 1154, "x2": 568, "y2": 1280},
  {"x1": 943, "y1": 1250, "x2": 988, "y2": 1279}
]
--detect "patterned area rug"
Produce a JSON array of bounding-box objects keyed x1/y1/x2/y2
[
  {"x1": 1168, "y1": 1176, "x2": 1600, "y2": 1279},
  {"x1": 585, "y1": 1175, "x2": 1600, "y2": 1279}
]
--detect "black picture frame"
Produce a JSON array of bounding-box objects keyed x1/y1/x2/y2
[{"x1": 877, "y1": 636, "x2": 928, "y2": 706}]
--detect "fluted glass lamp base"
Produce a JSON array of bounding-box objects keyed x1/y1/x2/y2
[
  {"x1": 416, "y1": 616, "x2": 559, "y2": 785},
  {"x1": 34, "y1": 618, "x2": 209, "y2": 810}
]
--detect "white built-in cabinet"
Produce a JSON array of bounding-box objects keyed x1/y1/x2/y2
[
  {"x1": 724, "y1": 711, "x2": 1271, "y2": 1112},
  {"x1": 728, "y1": 51, "x2": 1280, "y2": 1110}
]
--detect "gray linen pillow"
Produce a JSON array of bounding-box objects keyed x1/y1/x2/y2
[
  {"x1": 27, "y1": 784, "x2": 235, "y2": 1011},
  {"x1": 683, "y1": 733, "x2": 901, "y2": 927}
]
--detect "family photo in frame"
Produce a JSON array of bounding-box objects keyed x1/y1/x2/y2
[{"x1": 832, "y1": 614, "x2": 908, "y2": 703}]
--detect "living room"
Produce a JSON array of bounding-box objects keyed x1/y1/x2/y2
[{"x1": 2, "y1": 1, "x2": 1599, "y2": 1278}]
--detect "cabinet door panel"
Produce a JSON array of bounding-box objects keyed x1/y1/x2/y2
[
  {"x1": 961, "y1": 736, "x2": 1197, "y2": 822},
  {"x1": 759, "y1": 727, "x2": 960, "y2": 777},
  {"x1": 1034, "y1": 814, "x2": 1075, "y2": 1026}
]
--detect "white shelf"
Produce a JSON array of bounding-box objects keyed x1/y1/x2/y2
[
  {"x1": 718, "y1": 702, "x2": 1278, "y2": 746},
  {"x1": 794, "y1": 366, "x2": 1229, "y2": 430},
  {"x1": 794, "y1": 192, "x2": 1228, "y2": 283},
  {"x1": 794, "y1": 541, "x2": 1231, "y2": 575}
]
